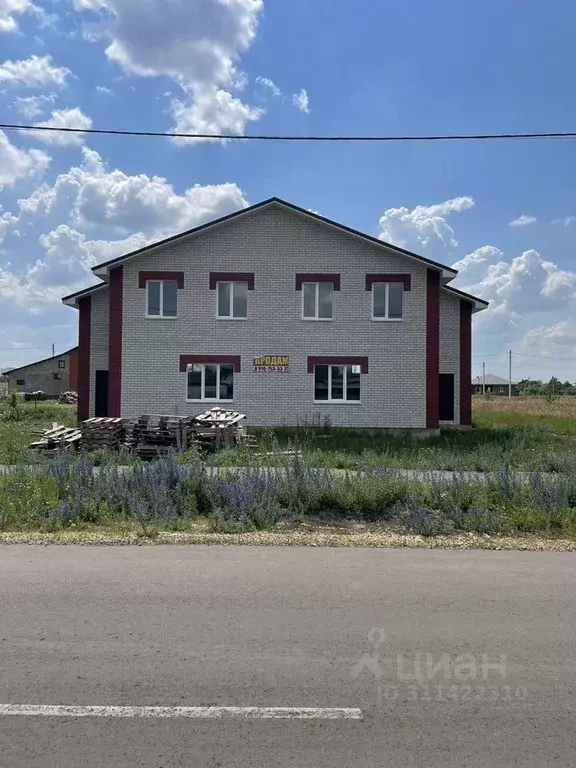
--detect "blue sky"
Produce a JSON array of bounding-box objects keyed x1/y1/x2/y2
[{"x1": 1, "y1": 0, "x2": 576, "y2": 382}]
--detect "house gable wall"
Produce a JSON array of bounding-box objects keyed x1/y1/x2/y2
[{"x1": 118, "y1": 204, "x2": 431, "y2": 427}]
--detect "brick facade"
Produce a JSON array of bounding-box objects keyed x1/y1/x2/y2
[
  {"x1": 68, "y1": 201, "x2": 485, "y2": 429},
  {"x1": 439, "y1": 291, "x2": 461, "y2": 424}
]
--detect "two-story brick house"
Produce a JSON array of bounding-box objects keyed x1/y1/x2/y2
[{"x1": 62, "y1": 198, "x2": 487, "y2": 433}]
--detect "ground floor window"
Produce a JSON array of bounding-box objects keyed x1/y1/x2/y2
[
  {"x1": 314, "y1": 364, "x2": 361, "y2": 402},
  {"x1": 187, "y1": 363, "x2": 234, "y2": 401}
]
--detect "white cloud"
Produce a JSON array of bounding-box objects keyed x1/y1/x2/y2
[
  {"x1": 73, "y1": 0, "x2": 265, "y2": 139},
  {"x1": 14, "y1": 93, "x2": 56, "y2": 118},
  {"x1": 509, "y1": 214, "x2": 537, "y2": 227},
  {"x1": 0, "y1": 0, "x2": 35, "y2": 33},
  {"x1": 0, "y1": 147, "x2": 249, "y2": 311},
  {"x1": 0, "y1": 130, "x2": 50, "y2": 188},
  {"x1": 4, "y1": 146, "x2": 248, "y2": 240},
  {"x1": 0, "y1": 54, "x2": 70, "y2": 87},
  {"x1": 455, "y1": 248, "x2": 576, "y2": 329},
  {"x1": 452, "y1": 245, "x2": 503, "y2": 272},
  {"x1": 29, "y1": 107, "x2": 93, "y2": 146},
  {"x1": 292, "y1": 87, "x2": 309, "y2": 114},
  {"x1": 95, "y1": 85, "x2": 112, "y2": 94},
  {"x1": 552, "y1": 216, "x2": 576, "y2": 227},
  {"x1": 523, "y1": 321, "x2": 576, "y2": 350},
  {"x1": 74, "y1": 0, "x2": 263, "y2": 88},
  {"x1": 378, "y1": 196, "x2": 475, "y2": 250},
  {"x1": 256, "y1": 76, "x2": 281, "y2": 98},
  {"x1": 0, "y1": 227, "x2": 150, "y2": 309},
  {"x1": 170, "y1": 87, "x2": 263, "y2": 142}
]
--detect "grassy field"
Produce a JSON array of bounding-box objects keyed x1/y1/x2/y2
[
  {"x1": 1, "y1": 396, "x2": 576, "y2": 541},
  {"x1": 1, "y1": 396, "x2": 576, "y2": 472},
  {"x1": 0, "y1": 401, "x2": 77, "y2": 464},
  {"x1": 473, "y1": 395, "x2": 576, "y2": 433}
]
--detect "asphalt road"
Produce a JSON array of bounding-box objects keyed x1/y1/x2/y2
[{"x1": 0, "y1": 546, "x2": 574, "y2": 767}]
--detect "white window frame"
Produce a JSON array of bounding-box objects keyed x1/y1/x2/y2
[
  {"x1": 146, "y1": 280, "x2": 178, "y2": 319},
  {"x1": 186, "y1": 363, "x2": 234, "y2": 402},
  {"x1": 216, "y1": 281, "x2": 248, "y2": 320},
  {"x1": 313, "y1": 364, "x2": 362, "y2": 403},
  {"x1": 301, "y1": 282, "x2": 333, "y2": 321},
  {"x1": 371, "y1": 282, "x2": 404, "y2": 321}
]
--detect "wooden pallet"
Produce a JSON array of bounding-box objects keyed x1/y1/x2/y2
[{"x1": 29, "y1": 423, "x2": 82, "y2": 452}]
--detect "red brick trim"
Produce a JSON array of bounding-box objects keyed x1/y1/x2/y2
[
  {"x1": 138, "y1": 271, "x2": 184, "y2": 289},
  {"x1": 365, "y1": 273, "x2": 411, "y2": 291},
  {"x1": 108, "y1": 267, "x2": 123, "y2": 417},
  {"x1": 180, "y1": 355, "x2": 241, "y2": 373},
  {"x1": 460, "y1": 301, "x2": 472, "y2": 426},
  {"x1": 307, "y1": 356, "x2": 369, "y2": 374},
  {"x1": 295, "y1": 273, "x2": 341, "y2": 291},
  {"x1": 209, "y1": 272, "x2": 255, "y2": 290},
  {"x1": 426, "y1": 269, "x2": 440, "y2": 429},
  {"x1": 77, "y1": 296, "x2": 91, "y2": 422}
]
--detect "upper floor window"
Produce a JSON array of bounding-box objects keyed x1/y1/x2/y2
[
  {"x1": 372, "y1": 282, "x2": 404, "y2": 320},
  {"x1": 187, "y1": 363, "x2": 234, "y2": 401},
  {"x1": 217, "y1": 282, "x2": 248, "y2": 319},
  {"x1": 58, "y1": 360, "x2": 66, "y2": 369},
  {"x1": 147, "y1": 280, "x2": 178, "y2": 318},
  {"x1": 16, "y1": 379, "x2": 25, "y2": 386},
  {"x1": 53, "y1": 373, "x2": 62, "y2": 380},
  {"x1": 302, "y1": 282, "x2": 333, "y2": 319}
]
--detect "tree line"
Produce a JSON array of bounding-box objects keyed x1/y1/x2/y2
[{"x1": 516, "y1": 377, "x2": 576, "y2": 396}]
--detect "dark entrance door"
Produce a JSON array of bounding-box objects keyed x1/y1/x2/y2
[
  {"x1": 94, "y1": 370, "x2": 109, "y2": 417},
  {"x1": 439, "y1": 373, "x2": 455, "y2": 421}
]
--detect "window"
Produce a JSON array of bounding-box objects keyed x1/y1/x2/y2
[
  {"x1": 314, "y1": 365, "x2": 361, "y2": 402},
  {"x1": 302, "y1": 282, "x2": 333, "y2": 319},
  {"x1": 16, "y1": 379, "x2": 25, "y2": 386},
  {"x1": 146, "y1": 280, "x2": 178, "y2": 318},
  {"x1": 187, "y1": 363, "x2": 234, "y2": 401},
  {"x1": 217, "y1": 282, "x2": 248, "y2": 319},
  {"x1": 372, "y1": 282, "x2": 404, "y2": 320},
  {"x1": 58, "y1": 360, "x2": 66, "y2": 369},
  {"x1": 53, "y1": 373, "x2": 62, "y2": 380}
]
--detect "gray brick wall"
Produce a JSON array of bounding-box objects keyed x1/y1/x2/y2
[
  {"x1": 439, "y1": 291, "x2": 461, "y2": 424},
  {"x1": 89, "y1": 289, "x2": 109, "y2": 415},
  {"x1": 118, "y1": 204, "x2": 432, "y2": 428},
  {"x1": 6, "y1": 353, "x2": 72, "y2": 396}
]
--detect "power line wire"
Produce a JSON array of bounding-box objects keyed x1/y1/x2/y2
[
  {"x1": 3, "y1": 122, "x2": 576, "y2": 142},
  {"x1": 511, "y1": 350, "x2": 576, "y2": 362}
]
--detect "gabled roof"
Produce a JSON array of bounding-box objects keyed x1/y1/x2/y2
[
  {"x1": 442, "y1": 284, "x2": 489, "y2": 314},
  {"x1": 62, "y1": 281, "x2": 107, "y2": 308},
  {"x1": 472, "y1": 374, "x2": 515, "y2": 386},
  {"x1": 90, "y1": 197, "x2": 459, "y2": 280},
  {"x1": 4, "y1": 347, "x2": 78, "y2": 375}
]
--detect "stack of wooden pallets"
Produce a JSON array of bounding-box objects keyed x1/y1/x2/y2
[
  {"x1": 192, "y1": 407, "x2": 248, "y2": 452},
  {"x1": 130, "y1": 414, "x2": 193, "y2": 457},
  {"x1": 29, "y1": 423, "x2": 82, "y2": 454},
  {"x1": 80, "y1": 417, "x2": 124, "y2": 452}
]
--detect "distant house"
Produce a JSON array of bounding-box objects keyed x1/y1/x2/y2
[
  {"x1": 472, "y1": 374, "x2": 516, "y2": 395},
  {"x1": 4, "y1": 348, "x2": 78, "y2": 398}
]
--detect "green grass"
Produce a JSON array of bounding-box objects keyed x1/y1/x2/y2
[
  {"x1": 0, "y1": 402, "x2": 77, "y2": 464},
  {"x1": 473, "y1": 408, "x2": 576, "y2": 434},
  {"x1": 208, "y1": 425, "x2": 576, "y2": 473}
]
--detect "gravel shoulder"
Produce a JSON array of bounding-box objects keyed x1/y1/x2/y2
[{"x1": 1, "y1": 526, "x2": 574, "y2": 550}]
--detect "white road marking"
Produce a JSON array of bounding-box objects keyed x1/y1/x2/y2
[{"x1": 0, "y1": 705, "x2": 362, "y2": 720}]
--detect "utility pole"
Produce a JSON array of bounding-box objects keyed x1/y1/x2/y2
[
  {"x1": 508, "y1": 350, "x2": 512, "y2": 398},
  {"x1": 482, "y1": 361, "x2": 486, "y2": 395},
  {"x1": 51, "y1": 343, "x2": 55, "y2": 357}
]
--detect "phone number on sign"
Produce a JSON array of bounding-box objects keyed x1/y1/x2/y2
[
  {"x1": 380, "y1": 685, "x2": 528, "y2": 703},
  {"x1": 253, "y1": 366, "x2": 289, "y2": 372}
]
